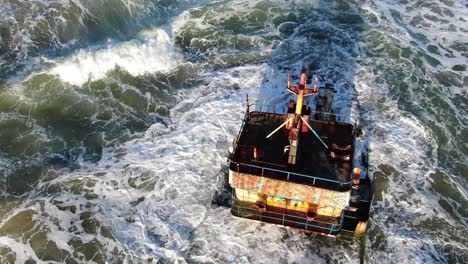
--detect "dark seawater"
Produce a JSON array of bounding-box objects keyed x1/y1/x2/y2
[{"x1": 0, "y1": 0, "x2": 466, "y2": 263}]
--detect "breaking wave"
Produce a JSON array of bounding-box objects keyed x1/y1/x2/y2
[{"x1": 0, "y1": 0, "x2": 466, "y2": 263}]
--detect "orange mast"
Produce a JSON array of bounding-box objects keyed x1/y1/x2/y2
[
  {"x1": 283, "y1": 68, "x2": 319, "y2": 164},
  {"x1": 287, "y1": 68, "x2": 318, "y2": 118}
]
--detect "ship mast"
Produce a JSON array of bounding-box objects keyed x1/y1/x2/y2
[
  {"x1": 285, "y1": 68, "x2": 317, "y2": 164},
  {"x1": 287, "y1": 68, "x2": 318, "y2": 114},
  {"x1": 267, "y1": 68, "x2": 327, "y2": 165}
]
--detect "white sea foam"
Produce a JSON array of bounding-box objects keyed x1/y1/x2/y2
[
  {"x1": 19, "y1": 63, "x2": 334, "y2": 262},
  {"x1": 2, "y1": 0, "x2": 467, "y2": 263},
  {"x1": 96, "y1": 64, "x2": 348, "y2": 262},
  {"x1": 363, "y1": 0, "x2": 468, "y2": 69},
  {"x1": 0, "y1": 237, "x2": 40, "y2": 263},
  {"x1": 49, "y1": 27, "x2": 181, "y2": 85}
]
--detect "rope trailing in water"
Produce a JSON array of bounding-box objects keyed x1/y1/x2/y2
[{"x1": 360, "y1": 234, "x2": 366, "y2": 264}]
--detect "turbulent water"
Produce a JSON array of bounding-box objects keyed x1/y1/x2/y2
[{"x1": 0, "y1": 0, "x2": 466, "y2": 263}]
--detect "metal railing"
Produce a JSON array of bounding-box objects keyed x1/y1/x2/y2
[
  {"x1": 229, "y1": 101, "x2": 353, "y2": 190},
  {"x1": 229, "y1": 111, "x2": 249, "y2": 159},
  {"x1": 250, "y1": 102, "x2": 350, "y2": 123},
  {"x1": 229, "y1": 160, "x2": 353, "y2": 190},
  {"x1": 232, "y1": 202, "x2": 345, "y2": 235}
]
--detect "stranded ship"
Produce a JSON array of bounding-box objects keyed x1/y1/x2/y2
[{"x1": 225, "y1": 68, "x2": 373, "y2": 239}]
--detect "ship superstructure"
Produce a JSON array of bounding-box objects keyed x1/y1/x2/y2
[{"x1": 227, "y1": 69, "x2": 373, "y2": 238}]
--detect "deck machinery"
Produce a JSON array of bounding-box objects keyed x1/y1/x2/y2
[{"x1": 227, "y1": 69, "x2": 373, "y2": 238}]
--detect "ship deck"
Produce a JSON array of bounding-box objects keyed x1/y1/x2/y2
[{"x1": 229, "y1": 111, "x2": 355, "y2": 191}]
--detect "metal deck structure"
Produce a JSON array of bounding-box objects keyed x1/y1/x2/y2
[
  {"x1": 223, "y1": 69, "x2": 373, "y2": 238},
  {"x1": 229, "y1": 111, "x2": 356, "y2": 191}
]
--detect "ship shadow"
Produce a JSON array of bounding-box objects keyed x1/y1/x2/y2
[
  {"x1": 254, "y1": 0, "x2": 371, "y2": 259},
  {"x1": 257, "y1": 0, "x2": 365, "y2": 126},
  {"x1": 212, "y1": 0, "x2": 373, "y2": 261}
]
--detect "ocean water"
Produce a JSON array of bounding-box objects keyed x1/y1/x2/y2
[{"x1": 0, "y1": 0, "x2": 466, "y2": 263}]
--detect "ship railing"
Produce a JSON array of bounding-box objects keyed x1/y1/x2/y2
[
  {"x1": 229, "y1": 161, "x2": 353, "y2": 190},
  {"x1": 229, "y1": 111, "x2": 249, "y2": 160},
  {"x1": 248, "y1": 103, "x2": 350, "y2": 123},
  {"x1": 232, "y1": 201, "x2": 346, "y2": 235}
]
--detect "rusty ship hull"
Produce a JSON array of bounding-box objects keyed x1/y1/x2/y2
[{"x1": 226, "y1": 69, "x2": 373, "y2": 238}]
